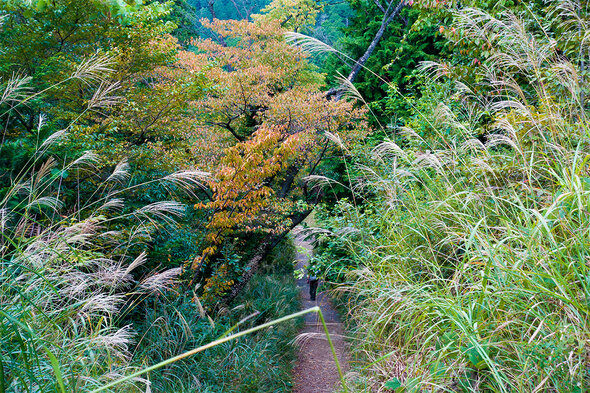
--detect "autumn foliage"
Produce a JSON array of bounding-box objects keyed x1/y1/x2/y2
[
  {"x1": 188, "y1": 19, "x2": 368, "y2": 300},
  {"x1": 0, "y1": 0, "x2": 367, "y2": 305}
]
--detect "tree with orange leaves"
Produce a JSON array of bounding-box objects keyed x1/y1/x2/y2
[{"x1": 189, "y1": 18, "x2": 369, "y2": 303}]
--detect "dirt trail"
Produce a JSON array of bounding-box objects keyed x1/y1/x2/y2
[{"x1": 292, "y1": 227, "x2": 349, "y2": 393}]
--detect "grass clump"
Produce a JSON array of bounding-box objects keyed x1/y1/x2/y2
[
  {"x1": 0, "y1": 153, "x2": 185, "y2": 392},
  {"x1": 132, "y1": 237, "x2": 302, "y2": 393},
  {"x1": 0, "y1": 54, "x2": 204, "y2": 391},
  {"x1": 310, "y1": 5, "x2": 590, "y2": 392}
]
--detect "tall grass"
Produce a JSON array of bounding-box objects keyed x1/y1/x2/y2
[
  {"x1": 310, "y1": 4, "x2": 590, "y2": 392},
  {"x1": 0, "y1": 57, "x2": 205, "y2": 392},
  {"x1": 130, "y1": 239, "x2": 304, "y2": 393},
  {"x1": 130, "y1": 274, "x2": 302, "y2": 392}
]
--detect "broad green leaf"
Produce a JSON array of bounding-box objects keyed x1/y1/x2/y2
[{"x1": 384, "y1": 378, "x2": 402, "y2": 389}]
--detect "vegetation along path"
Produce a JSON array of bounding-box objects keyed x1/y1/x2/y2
[{"x1": 292, "y1": 228, "x2": 349, "y2": 393}]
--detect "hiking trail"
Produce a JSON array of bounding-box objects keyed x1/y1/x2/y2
[{"x1": 292, "y1": 227, "x2": 350, "y2": 393}]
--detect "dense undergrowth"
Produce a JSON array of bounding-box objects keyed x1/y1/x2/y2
[
  {"x1": 0, "y1": 138, "x2": 300, "y2": 391},
  {"x1": 133, "y1": 239, "x2": 302, "y2": 393},
  {"x1": 310, "y1": 5, "x2": 590, "y2": 392}
]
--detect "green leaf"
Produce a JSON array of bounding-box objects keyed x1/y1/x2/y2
[
  {"x1": 0, "y1": 353, "x2": 5, "y2": 393},
  {"x1": 384, "y1": 378, "x2": 402, "y2": 389},
  {"x1": 35, "y1": 0, "x2": 49, "y2": 11}
]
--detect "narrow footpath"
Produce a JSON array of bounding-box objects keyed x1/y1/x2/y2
[{"x1": 292, "y1": 227, "x2": 349, "y2": 393}]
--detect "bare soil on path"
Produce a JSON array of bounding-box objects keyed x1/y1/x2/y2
[{"x1": 292, "y1": 228, "x2": 349, "y2": 393}]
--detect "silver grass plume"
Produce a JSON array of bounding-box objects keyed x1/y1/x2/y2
[
  {"x1": 34, "y1": 157, "x2": 57, "y2": 187},
  {"x1": 119, "y1": 224, "x2": 154, "y2": 249},
  {"x1": 26, "y1": 196, "x2": 64, "y2": 213},
  {"x1": 397, "y1": 127, "x2": 425, "y2": 143},
  {"x1": 549, "y1": 62, "x2": 581, "y2": 97},
  {"x1": 80, "y1": 293, "x2": 125, "y2": 315},
  {"x1": 89, "y1": 325, "x2": 134, "y2": 359},
  {"x1": 294, "y1": 226, "x2": 334, "y2": 244},
  {"x1": 58, "y1": 271, "x2": 92, "y2": 297},
  {"x1": 124, "y1": 252, "x2": 148, "y2": 275},
  {"x1": 162, "y1": 170, "x2": 211, "y2": 196},
  {"x1": 548, "y1": 0, "x2": 590, "y2": 48},
  {"x1": 303, "y1": 174, "x2": 347, "y2": 193},
  {"x1": 40, "y1": 129, "x2": 67, "y2": 149},
  {"x1": 71, "y1": 151, "x2": 100, "y2": 169},
  {"x1": 335, "y1": 226, "x2": 361, "y2": 238},
  {"x1": 485, "y1": 134, "x2": 521, "y2": 154},
  {"x1": 413, "y1": 151, "x2": 444, "y2": 171},
  {"x1": 334, "y1": 73, "x2": 366, "y2": 104},
  {"x1": 284, "y1": 32, "x2": 338, "y2": 55},
  {"x1": 324, "y1": 131, "x2": 344, "y2": 149},
  {"x1": 0, "y1": 72, "x2": 32, "y2": 105},
  {"x1": 133, "y1": 201, "x2": 186, "y2": 227},
  {"x1": 418, "y1": 61, "x2": 453, "y2": 81},
  {"x1": 471, "y1": 157, "x2": 494, "y2": 173},
  {"x1": 140, "y1": 268, "x2": 182, "y2": 293},
  {"x1": 460, "y1": 138, "x2": 487, "y2": 154},
  {"x1": 88, "y1": 80, "x2": 122, "y2": 110},
  {"x1": 0, "y1": 208, "x2": 9, "y2": 235},
  {"x1": 72, "y1": 53, "x2": 114, "y2": 84},
  {"x1": 433, "y1": 103, "x2": 471, "y2": 139},
  {"x1": 487, "y1": 75, "x2": 527, "y2": 105},
  {"x1": 98, "y1": 198, "x2": 125, "y2": 213},
  {"x1": 107, "y1": 160, "x2": 131, "y2": 185},
  {"x1": 91, "y1": 260, "x2": 135, "y2": 290},
  {"x1": 372, "y1": 140, "x2": 408, "y2": 161}
]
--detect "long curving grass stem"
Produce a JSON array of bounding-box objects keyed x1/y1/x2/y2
[
  {"x1": 317, "y1": 307, "x2": 349, "y2": 392},
  {"x1": 90, "y1": 306, "x2": 348, "y2": 393}
]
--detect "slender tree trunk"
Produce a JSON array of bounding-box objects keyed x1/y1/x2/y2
[
  {"x1": 329, "y1": 1, "x2": 406, "y2": 99},
  {"x1": 222, "y1": 209, "x2": 312, "y2": 305},
  {"x1": 228, "y1": 0, "x2": 246, "y2": 20},
  {"x1": 346, "y1": 1, "x2": 405, "y2": 84},
  {"x1": 208, "y1": 0, "x2": 227, "y2": 46},
  {"x1": 208, "y1": 0, "x2": 217, "y2": 19}
]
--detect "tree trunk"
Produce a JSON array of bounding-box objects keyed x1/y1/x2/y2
[
  {"x1": 329, "y1": 1, "x2": 406, "y2": 99},
  {"x1": 222, "y1": 209, "x2": 312, "y2": 305},
  {"x1": 207, "y1": 0, "x2": 227, "y2": 47},
  {"x1": 278, "y1": 164, "x2": 301, "y2": 198},
  {"x1": 347, "y1": 1, "x2": 405, "y2": 84},
  {"x1": 207, "y1": 0, "x2": 217, "y2": 19}
]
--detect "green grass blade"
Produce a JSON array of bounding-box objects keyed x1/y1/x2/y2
[
  {"x1": 44, "y1": 347, "x2": 66, "y2": 393},
  {"x1": 91, "y1": 306, "x2": 348, "y2": 393}
]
